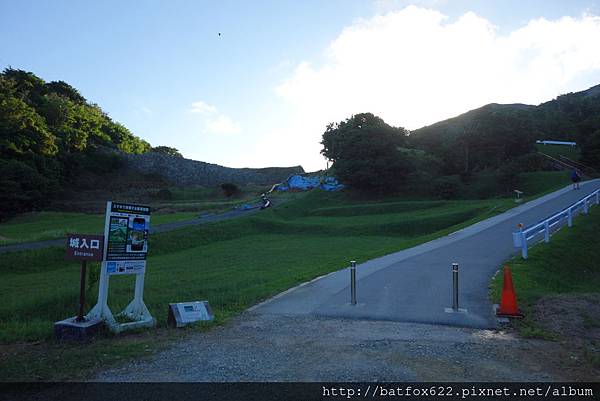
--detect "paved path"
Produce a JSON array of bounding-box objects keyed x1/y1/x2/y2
[
  {"x1": 253, "y1": 180, "x2": 600, "y2": 329},
  {"x1": 96, "y1": 181, "x2": 600, "y2": 381}
]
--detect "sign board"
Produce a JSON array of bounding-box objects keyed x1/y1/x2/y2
[
  {"x1": 106, "y1": 260, "x2": 146, "y2": 275},
  {"x1": 87, "y1": 201, "x2": 156, "y2": 333},
  {"x1": 106, "y1": 202, "x2": 150, "y2": 265},
  {"x1": 167, "y1": 301, "x2": 214, "y2": 328},
  {"x1": 65, "y1": 234, "x2": 104, "y2": 261}
]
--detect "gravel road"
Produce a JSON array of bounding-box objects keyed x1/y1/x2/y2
[{"x1": 96, "y1": 312, "x2": 582, "y2": 381}]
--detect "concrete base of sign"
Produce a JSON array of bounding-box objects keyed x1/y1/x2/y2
[
  {"x1": 54, "y1": 316, "x2": 104, "y2": 342},
  {"x1": 493, "y1": 304, "x2": 511, "y2": 323},
  {"x1": 110, "y1": 316, "x2": 156, "y2": 334}
]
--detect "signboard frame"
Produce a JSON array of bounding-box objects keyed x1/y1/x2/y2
[{"x1": 87, "y1": 201, "x2": 155, "y2": 333}]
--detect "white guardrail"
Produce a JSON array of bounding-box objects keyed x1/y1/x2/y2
[{"x1": 513, "y1": 188, "x2": 600, "y2": 259}]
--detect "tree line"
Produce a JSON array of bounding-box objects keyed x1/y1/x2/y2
[
  {"x1": 321, "y1": 84, "x2": 600, "y2": 195},
  {"x1": 0, "y1": 68, "x2": 154, "y2": 219}
]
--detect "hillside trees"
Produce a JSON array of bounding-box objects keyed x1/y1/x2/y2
[
  {"x1": 151, "y1": 146, "x2": 183, "y2": 158},
  {"x1": 321, "y1": 113, "x2": 413, "y2": 193},
  {"x1": 0, "y1": 68, "x2": 151, "y2": 219},
  {"x1": 410, "y1": 105, "x2": 537, "y2": 174},
  {"x1": 580, "y1": 129, "x2": 600, "y2": 168}
]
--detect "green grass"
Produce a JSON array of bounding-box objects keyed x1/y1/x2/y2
[
  {"x1": 0, "y1": 193, "x2": 515, "y2": 379},
  {"x1": 517, "y1": 171, "x2": 572, "y2": 197},
  {"x1": 393, "y1": 170, "x2": 572, "y2": 201},
  {"x1": 491, "y1": 206, "x2": 600, "y2": 341},
  {"x1": 0, "y1": 211, "x2": 199, "y2": 245},
  {"x1": 0, "y1": 170, "x2": 575, "y2": 379},
  {"x1": 535, "y1": 143, "x2": 581, "y2": 161}
]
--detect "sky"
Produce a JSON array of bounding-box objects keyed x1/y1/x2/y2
[{"x1": 2, "y1": 0, "x2": 600, "y2": 171}]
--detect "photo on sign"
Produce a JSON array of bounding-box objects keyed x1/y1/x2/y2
[
  {"x1": 109, "y1": 217, "x2": 128, "y2": 244},
  {"x1": 127, "y1": 216, "x2": 148, "y2": 253}
]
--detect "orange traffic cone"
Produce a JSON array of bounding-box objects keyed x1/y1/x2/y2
[{"x1": 496, "y1": 266, "x2": 524, "y2": 318}]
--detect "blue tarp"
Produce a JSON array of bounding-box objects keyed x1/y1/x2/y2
[
  {"x1": 320, "y1": 176, "x2": 345, "y2": 191},
  {"x1": 276, "y1": 174, "x2": 344, "y2": 192}
]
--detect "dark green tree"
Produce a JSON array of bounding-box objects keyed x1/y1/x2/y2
[
  {"x1": 151, "y1": 146, "x2": 183, "y2": 158},
  {"x1": 45, "y1": 80, "x2": 86, "y2": 103},
  {"x1": 0, "y1": 68, "x2": 153, "y2": 220},
  {"x1": 0, "y1": 77, "x2": 57, "y2": 158},
  {"x1": 580, "y1": 129, "x2": 600, "y2": 168},
  {"x1": 321, "y1": 113, "x2": 412, "y2": 193},
  {"x1": 220, "y1": 182, "x2": 240, "y2": 197}
]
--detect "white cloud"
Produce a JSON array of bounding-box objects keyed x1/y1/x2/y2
[
  {"x1": 206, "y1": 114, "x2": 241, "y2": 136},
  {"x1": 189, "y1": 100, "x2": 241, "y2": 136},
  {"x1": 266, "y1": 6, "x2": 600, "y2": 171},
  {"x1": 189, "y1": 100, "x2": 218, "y2": 114}
]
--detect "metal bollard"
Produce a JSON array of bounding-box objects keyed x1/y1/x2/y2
[
  {"x1": 452, "y1": 262, "x2": 459, "y2": 311},
  {"x1": 544, "y1": 221, "x2": 550, "y2": 243},
  {"x1": 350, "y1": 260, "x2": 357, "y2": 305}
]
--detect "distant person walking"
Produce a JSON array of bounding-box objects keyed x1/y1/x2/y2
[{"x1": 571, "y1": 169, "x2": 581, "y2": 190}]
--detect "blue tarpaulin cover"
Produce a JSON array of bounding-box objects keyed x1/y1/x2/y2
[{"x1": 276, "y1": 174, "x2": 344, "y2": 192}]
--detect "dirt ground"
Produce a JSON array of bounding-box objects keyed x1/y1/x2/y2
[
  {"x1": 530, "y1": 293, "x2": 600, "y2": 375},
  {"x1": 95, "y1": 311, "x2": 599, "y2": 382}
]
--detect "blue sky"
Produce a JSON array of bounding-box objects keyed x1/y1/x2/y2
[{"x1": 2, "y1": 0, "x2": 600, "y2": 171}]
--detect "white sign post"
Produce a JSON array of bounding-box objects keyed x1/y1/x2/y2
[{"x1": 87, "y1": 201, "x2": 155, "y2": 333}]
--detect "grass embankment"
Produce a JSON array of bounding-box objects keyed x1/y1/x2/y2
[
  {"x1": 0, "y1": 212, "x2": 199, "y2": 245},
  {"x1": 0, "y1": 171, "x2": 574, "y2": 379},
  {"x1": 0, "y1": 185, "x2": 278, "y2": 245},
  {"x1": 491, "y1": 207, "x2": 600, "y2": 368}
]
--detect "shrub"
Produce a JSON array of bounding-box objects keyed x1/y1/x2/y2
[
  {"x1": 495, "y1": 163, "x2": 520, "y2": 194},
  {"x1": 220, "y1": 183, "x2": 240, "y2": 198},
  {"x1": 432, "y1": 176, "x2": 460, "y2": 199},
  {"x1": 154, "y1": 189, "x2": 173, "y2": 200},
  {"x1": 513, "y1": 153, "x2": 552, "y2": 172},
  {"x1": 0, "y1": 159, "x2": 56, "y2": 221}
]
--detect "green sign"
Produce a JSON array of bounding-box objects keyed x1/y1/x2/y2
[{"x1": 105, "y1": 202, "x2": 150, "y2": 262}]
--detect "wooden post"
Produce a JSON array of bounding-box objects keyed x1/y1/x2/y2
[{"x1": 76, "y1": 261, "x2": 87, "y2": 322}]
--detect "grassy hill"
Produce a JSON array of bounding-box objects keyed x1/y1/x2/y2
[
  {"x1": 0, "y1": 68, "x2": 151, "y2": 220},
  {"x1": 0, "y1": 68, "x2": 303, "y2": 221},
  {"x1": 409, "y1": 84, "x2": 600, "y2": 174}
]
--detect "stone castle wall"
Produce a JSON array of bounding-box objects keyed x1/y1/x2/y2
[{"x1": 121, "y1": 152, "x2": 304, "y2": 186}]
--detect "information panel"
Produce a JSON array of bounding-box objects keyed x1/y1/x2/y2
[
  {"x1": 106, "y1": 260, "x2": 146, "y2": 275},
  {"x1": 106, "y1": 202, "x2": 150, "y2": 262}
]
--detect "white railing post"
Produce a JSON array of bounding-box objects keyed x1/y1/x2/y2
[
  {"x1": 515, "y1": 187, "x2": 599, "y2": 260},
  {"x1": 521, "y1": 230, "x2": 528, "y2": 259}
]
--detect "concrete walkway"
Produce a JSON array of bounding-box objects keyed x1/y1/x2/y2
[{"x1": 252, "y1": 180, "x2": 600, "y2": 329}]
